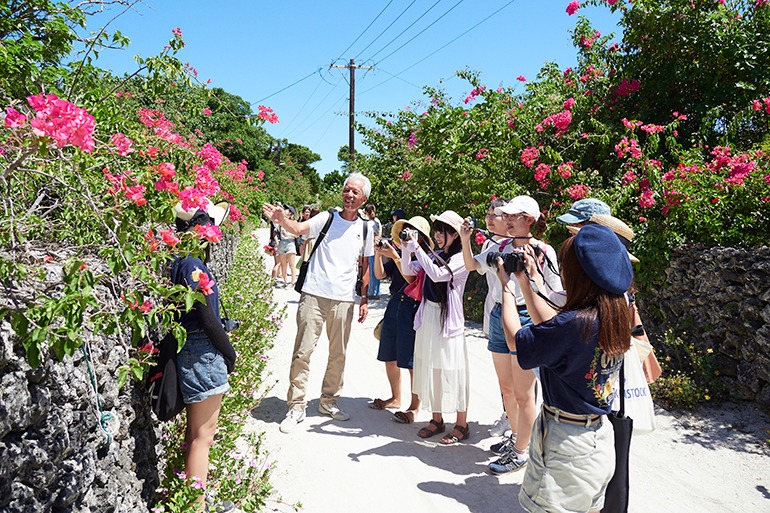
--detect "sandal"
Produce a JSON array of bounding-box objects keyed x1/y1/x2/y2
[
  {"x1": 440, "y1": 424, "x2": 470, "y2": 445},
  {"x1": 417, "y1": 419, "x2": 445, "y2": 438},
  {"x1": 393, "y1": 411, "x2": 415, "y2": 424},
  {"x1": 368, "y1": 398, "x2": 387, "y2": 410}
]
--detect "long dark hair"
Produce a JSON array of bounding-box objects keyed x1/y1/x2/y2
[
  {"x1": 432, "y1": 221, "x2": 462, "y2": 328},
  {"x1": 558, "y1": 236, "x2": 631, "y2": 357}
]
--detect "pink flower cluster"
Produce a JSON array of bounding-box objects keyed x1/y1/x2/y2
[
  {"x1": 558, "y1": 162, "x2": 573, "y2": 178},
  {"x1": 579, "y1": 31, "x2": 600, "y2": 50},
  {"x1": 257, "y1": 105, "x2": 279, "y2": 124},
  {"x1": 621, "y1": 168, "x2": 637, "y2": 185},
  {"x1": 475, "y1": 232, "x2": 486, "y2": 245},
  {"x1": 25, "y1": 93, "x2": 96, "y2": 152},
  {"x1": 563, "y1": 98, "x2": 576, "y2": 110},
  {"x1": 640, "y1": 124, "x2": 664, "y2": 134},
  {"x1": 138, "y1": 108, "x2": 183, "y2": 144},
  {"x1": 516, "y1": 76, "x2": 526, "y2": 82},
  {"x1": 110, "y1": 133, "x2": 134, "y2": 156},
  {"x1": 752, "y1": 97, "x2": 770, "y2": 114},
  {"x1": 536, "y1": 110, "x2": 572, "y2": 135},
  {"x1": 464, "y1": 86, "x2": 486, "y2": 104},
  {"x1": 638, "y1": 179, "x2": 655, "y2": 208},
  {"x1": 579, "y1": 65, "x2": 603, "y2": 83},
  {"x1": 610, "y1": 79, "x2": 641, "y2": 99},
  {"x1": 198, "y1": 143, "x2": 222, "y2": 172},
  {"x1": 622, "y1": 118, "x2": 642, "y2": 129},
  {"x1": 4, "y1": 107, "x2": 26, "y2": 128},
  {"x1": 566, "y1": 184, "x2": 590, "y2": 200},
  {"x1": 615, "y1": 137, "x2": 642, "y2": 159},
  {"x1": 476, "y1": 148, "x2": 488, "y2": 160},
  {"x1": 103, "y1": 167, "x2": 148, "y2": 206},
  {"x1": 566, "y1": 1, "x2": 580, "y2": 15},
  {"x1": 534, "y1": 163, "x2": 551, "y2": 183},
  {"x1": 521, "y1": 146, "x2": 540, "y2": 168}
]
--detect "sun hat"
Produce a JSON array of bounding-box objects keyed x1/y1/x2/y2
[
  {"x1": 586, "y1": 214, "x2": 639, "y2": 263},
  {"x1": 175, "y1": 199, "x2": 230, "y2": 232},
  {"x1": 391, "y1": 208, "x2": 406, "y2": 220},
  {"x1": 573, "y1": 224, "x2": 633, "y2": 295},
  {"x1": 494, "y1": 196, "x2": 541, "y2": 221},
  {"x1": 557, "y1": 198, "x2": 611, "y2": 225},
  {"x1": 392, "y1": 215, "x2": 434, "y2": 249},
  {"x1": 429, "y1": 210, "x2": 464, "y2": 234}
]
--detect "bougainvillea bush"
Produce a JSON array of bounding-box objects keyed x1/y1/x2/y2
[{"x1": 356, "y1": 0, "x2": 770, "y2": 285}]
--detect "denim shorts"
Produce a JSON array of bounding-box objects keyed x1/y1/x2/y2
[
  {"x1": 487, "y1": 304, "x2": 532, "y2": 354},
  {"x1": 277, "y1": 238, "x2": 296, "y2": 254},
  {"x1": 377, "y1": 292, "x2": 419, "y2": 368},
  {"x1": 178, "y1": 332, "x2": 230, "y2": 404}
]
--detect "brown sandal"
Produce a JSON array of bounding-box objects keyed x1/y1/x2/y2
[
  {"x1": 393, "y1": 410, "x2": 415, "y2": 424},
  {"x1": 368, "y1": 398, "x2": 387, "y2": 410},
  {"x1": 440, "y1": 424, "x2": 470, "y2": 445},
  {"x1": 417, "y1": 419, "x2": 445, "y2": 438}
]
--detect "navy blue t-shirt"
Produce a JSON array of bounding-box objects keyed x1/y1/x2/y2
[
  {"x1": 383, "y1": 258, "x2": 407, "y2": 295},
  {"x1": 515, "y1": 311, "x2": 622, "y2": 416},
  {"x1": 170, "y1": 255, "x2": 221, "y2": 332}
]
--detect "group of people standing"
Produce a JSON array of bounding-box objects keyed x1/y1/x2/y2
[{"x1": 263, "y1": 172, "x2": 651, "y2": 513}]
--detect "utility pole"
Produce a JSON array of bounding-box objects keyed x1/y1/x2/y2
[{"x1": 330, "y1": 59, "x2": 372, "y2": 162}]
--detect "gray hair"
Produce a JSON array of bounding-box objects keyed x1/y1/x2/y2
[{"x1": 344, "y1": 172, "x2": 371, "y2": 198}]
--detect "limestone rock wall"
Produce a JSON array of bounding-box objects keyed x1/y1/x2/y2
[
  {"x1": 0, "y1": 232, "x2": 239, "y2": 512},
  {"x1": 637, "y1": 244, "x2": 770, "y2": 406}
]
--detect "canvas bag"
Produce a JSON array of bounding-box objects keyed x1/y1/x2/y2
[{"x1": 611, "y1": 338, "x2": 656, "y2": 435}]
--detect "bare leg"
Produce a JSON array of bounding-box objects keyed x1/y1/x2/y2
[
  {"x1": 185, "y1": 394, "x2": 223, "y2": 499},
  {"x1": 278, "y1": 253, "x2": 289, "y2": 283},
  {"x1": 492, "y1": 352, "x2": 519, "y2": 433},
  {"x1": 380, "y1": 360, "x2": 401, "y2": 409},
  {"x1": 406, "y1": 369, "x2": 420, "y2": 411},
  {"x1": 287, "y1": 253, "x2": 297, "y2": 283},
  {"x1": 511, "y1": 356, "x2": 538, "y2": 452}
]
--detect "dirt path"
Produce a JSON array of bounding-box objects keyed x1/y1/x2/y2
[{"x1": 242, "y1": 228, "x2": 770, "y2": 513}]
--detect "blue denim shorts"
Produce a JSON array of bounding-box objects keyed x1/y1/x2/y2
[
  {"x1": 178, "y1": 332, "x2": 230, "y2": 404},
  {"x1": 378, "y1": 292, "x2": 419, "y2": 368},
  {"x1": 487, "y1": 304, "x2": 533, "y2": 354}
]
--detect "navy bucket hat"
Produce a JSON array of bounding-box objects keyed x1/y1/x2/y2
[{"x1": 573, "y1": 224, "x2": 633, "y2": 294}]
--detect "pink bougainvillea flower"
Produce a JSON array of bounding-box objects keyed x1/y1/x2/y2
[
  {"x1": 257, "y1": 105, "x2": 279, "y2": 124},
  {"x1": 563, "y1": 98, "x2": 576, "y2": 110},
  {"x1": 203, "y1": 108, "x2": 211, "y2": 116},
  {"x1": 228, "y1": 205, "x2": 243, "y2": 222},
  {"x1": 516, "y1": 76, "x2": 526, "y2": 82},
  {"x1": 534, "y1": 163, "x2": 551, "y2": 182},
  {"x1": 139, "y1": 300, "x2": 153, "y2": 313},
  {"x1": 177, "y1": 186, "x2": 209, "y2": 212},
  {"x1": 558, "y1": 162, "x2": 573, "y2": 178},
  {"x1": 4, "y1": 107, "x2": 27, "y2": 128},
  {"x1": 521, "y1": 146, "x2": 540, "y2": 168},
  {"x1": 27, "y1": 93, "x2": 96, "y2": 152},
  {"x1": 474, "y1": 232, "x2": 487, "y2": 245},
  {"x1": 161, "y1": 229, "x2": 180, "y2": 247},
  {"x1": 197, "y1": 271, "x2": 215, "y2": 295},
  {"x1": 566, "y1": 1, "x2": 580, "y2": 15},
  {"x1": 566, "y1": 184, "x2": 590, "y2": 200},
  {"x1": 125, "y1": 184, "x2": 147, "y2": 206},
  {"x1": 194, "y1": 223, "x2": 222, "y2": 243},
  {"x1": 110, "y1": 132, "x2": 134, "y2": 156}
]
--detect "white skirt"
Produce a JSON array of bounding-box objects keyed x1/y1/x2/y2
[{"x1": 413, "y1": 300, "x2": 469, "y2": 414}]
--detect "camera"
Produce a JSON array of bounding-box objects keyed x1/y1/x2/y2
[
  {"x1": 463, "y1": 217, "x2": 478, "y2": 230},
  {"x1": 222, "y1": 318, "x2": 241, "y2": 332},
  {"x1": 399, "y1": 228, "x2": 418, "y2": 242},
  {"x1": 485, "y1": 246, "x2": 543, "y2": 274},
  {"x1": 376, "y1": 238, "x2": 393, "y2": 249}
]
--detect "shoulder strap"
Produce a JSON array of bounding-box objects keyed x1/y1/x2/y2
[
  {"x1": 306, "y1": 210, "x2": 335, "y2": 264},
  {"x1": 362, "y1": 218, "x2": 368, "y2": 251}
]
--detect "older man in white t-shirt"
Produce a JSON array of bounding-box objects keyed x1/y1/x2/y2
[{"x1": 263, "y1": 173, "x2": 375, "y2": 433}]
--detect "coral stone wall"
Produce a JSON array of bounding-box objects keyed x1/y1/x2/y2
[{"x1": 638, "y1": 244, "x2": 770, "y2": 406}]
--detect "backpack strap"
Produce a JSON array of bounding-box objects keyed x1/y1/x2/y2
[{"x1": 306, "y1": 210, "x2": 335, "y2": 264}]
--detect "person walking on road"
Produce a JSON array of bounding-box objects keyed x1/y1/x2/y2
[{"x1": 262, "y1": 173, "x2": 375, "y2": 433}]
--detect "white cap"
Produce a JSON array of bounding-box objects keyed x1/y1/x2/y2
[{"x1": 494, "y1": 195, "x2": 540, "y2": 220}]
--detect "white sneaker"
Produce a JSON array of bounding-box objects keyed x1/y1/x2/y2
[
  {"x1": 280, "y1": 408, "x2": 306, "y2": 433},
  {"x1": 318, "y1": 402, "x2": 350, "y2": 421},
  {"x1": 489, "y1": 412, "x2": 510, "y2": 437}
]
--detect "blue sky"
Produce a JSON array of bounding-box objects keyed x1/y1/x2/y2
[{"x1": 79, "y1": 0, "x2": 621, "y2": 177}]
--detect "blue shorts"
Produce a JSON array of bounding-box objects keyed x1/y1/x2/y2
[
  {"x1": 487, "y1": 304, "x2": 532, "y2": 355},
  {"x1": 377, "y1": 292, "x2": 419, "y2": 368},
  {"x1": 178, "y1": 332, "x2": 230, "y2": 404}
]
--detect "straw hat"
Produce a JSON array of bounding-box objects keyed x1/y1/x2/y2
[
  {"x1": 585, "y1": 214, "x2": 639, "y2": 263},
  {"x1": 429, "y1": 210, "x2": 464, "y2": 234},
  {"x1": 392, "y1": 215, "x2": 434, "y2": 249},
  {"x1": 175, "y1": 199, "x2": 230, "y2": 233}
]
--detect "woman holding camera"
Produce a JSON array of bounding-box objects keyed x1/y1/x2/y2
[
  {"x1": 497, "y1": 224, "x2": 631, "y2": 513},
  {"x1": 368, "y1": 216, "x2": 432, "y2": 422},
  {"x1": 401, "y1": 211, "x2": 471, "y2": 444},
  {"x1": 460, "y1": 195, "x2": 561, "y2": 474}
]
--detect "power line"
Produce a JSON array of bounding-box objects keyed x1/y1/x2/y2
[
  {"x1": 376, "y1": 0, "x2": 466, "y2": 66},
  {"x1": 359, "y1": 0, "x2": 518, "y2": 97},
  {"x1": 283, "y1": 76, "x2": 345, "y2": 139},
  {"x1": 336, "y1": 0, "x2": 394, "y2": 61},
  {"x1": 251, "y1": 68, "x2": 322, "y2": 105},
  {"x1": 366, "y1": 0, "x2": 443, "y2": 62},
  {"x1": 278, "y1": 76, "x2": 325, "y2": 135},
  {"x1": 290, "y1": 91, "x2": 350, "y2": 139},
  {"x1": 354, "y1": 0, "x2": 417, "y2": 61},
  {"x1": 313, "y1": 96, "x2": 349, "y2": 147}
]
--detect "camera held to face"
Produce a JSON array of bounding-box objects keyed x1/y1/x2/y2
[
  {"x1": 376, "y1": 238, "x2": 393, "y2": 249},
  {"x1": 485, "y1": 245, "x2": 543, "y2": 274},
  {"x1": 399, "y1": 228, "x2": 418, "y2": 242},
  {"x1": 463, "y1": 217, "x2": 478, "y2": 230}
]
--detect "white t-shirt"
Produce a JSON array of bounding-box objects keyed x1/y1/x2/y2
[
  {"x1": 476, "y1": 238, "x2": 562, "y2": 306},
  {"x1": 302, "y1": 211, "x2": 375, "y2": 302}
]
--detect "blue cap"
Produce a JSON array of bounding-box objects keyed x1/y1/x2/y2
[
  {"x1": 283, "y1": 204, "x2": 295, "y2": 215},
  {"x1": 574, "y1": 224, "x2": 633, "y2": 295},
  {"x1": 391, "y1": 208, "x2": 406, "y2": 220},
  {"x1": 557, "y1": 198, "x2": 611, "y2": 224}
]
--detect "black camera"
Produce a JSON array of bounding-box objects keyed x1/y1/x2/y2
[
  {"x1": 376, "y1": 238, "x2": 393, "y2": 249},
  {"x1": 399, "y1": 228, "x2": 418, "y2": 242},
  {"x1": 464, "y1": 217, "x2": 478, "y2": 230},
  {"x1": 222, "y1": 318, "x2": 241, "y2": 332},
  {"x1": 485, "y1": 246, "x2": 543, "y2": 274}
]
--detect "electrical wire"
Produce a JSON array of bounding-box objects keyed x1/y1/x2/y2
[
  {"x1": 313, "y1": 96, "x2": 349, "y2": 147},
  {"x1": 290, "y1": 91, "x2": 350, "y2": 139},
  {"x1": 250, "y1": 68, "x2": 322, "y2": 105},
  {"x1": 354, "y1": 0, "x2": 417, "y2": 61},
  {"x1": 359, "y1": 0, "x2": 518, "y2": 97},
  {"x1": 375, "y1": 0, "x2": 465, "y2": 66},
  {"x1": 278, "y1": 76, "x2": 325, "y2": 135},
  {"x1": 336, "y1": 0, "x2": 394, "y2": 61},
  {"x1": 366, "y1": 0, "x2": 443, "y2": 62},
  {"x1": 283, "y1": 76, "x2": 346, "y2": 139}
]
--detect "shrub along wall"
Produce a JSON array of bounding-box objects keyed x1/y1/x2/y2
[
  {"x1": 0, "y1": 233, "x2": 238, "y2": 513},
  {"x1": 638, "y1": 244, "x2": 770, "y2": 406}
]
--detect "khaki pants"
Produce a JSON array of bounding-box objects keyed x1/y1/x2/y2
[{"x1": 287, "y1": 292, "x2": 355, "y2": 409}]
